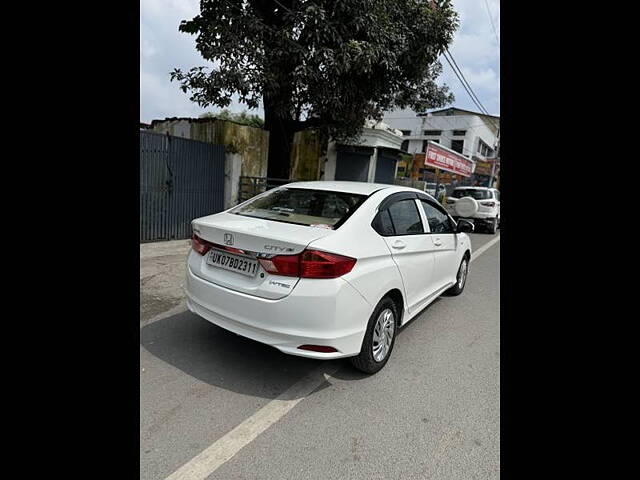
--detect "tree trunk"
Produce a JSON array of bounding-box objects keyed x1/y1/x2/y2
[{"x1": 264, "y1": 103, "x2": 295, "y2": 180}]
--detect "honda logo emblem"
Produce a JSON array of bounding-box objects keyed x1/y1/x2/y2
[{"x1": 224, "y1": 233, "x2": 234, "y2": 245}]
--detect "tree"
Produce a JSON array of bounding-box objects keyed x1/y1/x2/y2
[
  {"x1": 200, "y1": 109, "x2": 265, "y2": 128},
  {"x1": 172, "y1": 0, "x2": 458, "y2": 179}
]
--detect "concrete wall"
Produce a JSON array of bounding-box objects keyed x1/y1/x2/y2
[
  {"x1": 322, "y1": 140, "x2": 338, "y2": 181},
  {"x1": 289, "y1": 129, "x2": 325, "y2": 181},
  {"x1": 224, "y1": 153, "x2": 242, "y2": 209}
]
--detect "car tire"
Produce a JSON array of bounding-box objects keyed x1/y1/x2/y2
[
  {"x1": 349, "y1": 297, "x2": 398, "y2": 374},
  {"x1": 444, "y1": 255, "x2": 470, "y2": 296}
]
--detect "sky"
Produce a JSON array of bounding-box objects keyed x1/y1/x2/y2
[{"x1": 140, "y1": 0, "x2": 500, "y2": 123}]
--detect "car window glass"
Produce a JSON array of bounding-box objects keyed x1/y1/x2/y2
[
  {"x1": 387, "y1": 200, "x2": 423, "y2": 235},
  {"x1": 421, "y1": 201, "x2": 454, "y2": 234},
  {"x1": 372, "y1": 210, "x2": 395, "y2": 236},
  {"x1": 451, "y1": 189, "x2": 491, "y2": 200},
  {"x1": 230, "y1": 188, "x2": 366, "y2": 228}
]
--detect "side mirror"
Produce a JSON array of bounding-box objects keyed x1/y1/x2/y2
[{"x1": 456, "y1": 219, "x2": 474, "y2": 233}]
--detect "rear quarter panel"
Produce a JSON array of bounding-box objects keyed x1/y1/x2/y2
[{"x1": 307, "y1": 189, "x2": 407, "y2": 317}]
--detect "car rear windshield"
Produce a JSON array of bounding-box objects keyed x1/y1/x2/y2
[
  {"x1": 230, "y1": 188, "x2": 367, "y2": 229},
  {"x1": 451, "y1": 189, "x2": 492, "y2": 200}
]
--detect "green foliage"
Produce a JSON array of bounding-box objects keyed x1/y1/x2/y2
[
  {"x1": 172, "y1": 0, "x2": 458, "y2": 143},
  {"x1": 199, "y1": 109, "x2": 264, "y2": 128}
]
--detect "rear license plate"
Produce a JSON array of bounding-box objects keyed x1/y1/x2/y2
[{"x1": 206, "y1": 249, "x2": 259, "y2": 277}]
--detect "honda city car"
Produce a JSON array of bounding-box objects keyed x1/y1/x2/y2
[{"x1": 185, "y1": 181, "x2": 474, "y2": 373}]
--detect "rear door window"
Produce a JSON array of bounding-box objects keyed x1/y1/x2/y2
[{"x1": 387, "y1": 199, "x2": 424, "y2": 235}]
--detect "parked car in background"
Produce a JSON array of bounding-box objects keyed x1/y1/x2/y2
[
  {"x1": 185, "y1": 181, "x2": 474, "y2": 374},
  {"x1": 444, "y1": 186, "x2": 500, "y2": 234}
]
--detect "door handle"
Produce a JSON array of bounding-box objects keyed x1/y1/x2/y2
[
  {"x1": 391, "y1": 240, "x2": 406, "y2": 250},
  {"x1": 433, "y1": 238, "x2": 443, "y2": 247}
]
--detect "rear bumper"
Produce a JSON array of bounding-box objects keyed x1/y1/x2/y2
[{"x1": 184, "y1": 266, "x2": 371, "y2": 359}]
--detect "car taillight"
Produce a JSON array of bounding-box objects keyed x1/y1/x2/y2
[
  {"x1": 258, "y1": 254, "x2": 301, "y2": 276},
  {"x1": 191, "y1": 234, "x2": 212, "y2": 255},
  {"x1": 481, "y1": 201, "x2": 496, "y2": 207},
  {"x1": 258, "y1": 249, "x2": 356, "y2": 279},
  {"x1": 301, "y1": 250, "x2": 356, "y2": 278}
]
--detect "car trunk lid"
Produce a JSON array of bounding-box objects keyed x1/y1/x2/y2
[{"x1": 189, "y1": 212, "x2": 335, "y2": 299}]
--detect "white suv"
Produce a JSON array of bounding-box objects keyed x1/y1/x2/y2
[{"x1": 444, "y1": 187, "x2": 500, "y2": 234}]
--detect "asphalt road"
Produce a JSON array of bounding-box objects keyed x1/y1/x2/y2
[{"x1": 140, "y1": 232, "x2": 500, "y2": 480}]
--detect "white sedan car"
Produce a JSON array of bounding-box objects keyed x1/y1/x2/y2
[{"x1": 185, "y1": 181, "x2": 474, "y2": 374}]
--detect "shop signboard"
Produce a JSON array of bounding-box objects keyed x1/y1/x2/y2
[
  {"x1": 474, "y1": 160, "x2": 494, "y2": 176},
  {"x1": 424, "y1": 141, "x2": 475, "y2": 177}
]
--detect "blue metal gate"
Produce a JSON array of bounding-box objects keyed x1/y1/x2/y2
[{"x1": 140, "y1": 131, "x2": 225, "y2": 242}]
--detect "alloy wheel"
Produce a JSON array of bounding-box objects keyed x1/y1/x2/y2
[
  {"x1": 372, "y1": 308, "x2": 395, "y2": 362},
  {"x1": 458, "y1": 259, "x2": 468, "y2": 289}
]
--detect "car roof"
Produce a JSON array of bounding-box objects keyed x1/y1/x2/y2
[{"x1": 284, "y1": 181, "x2": 397, "y2": 195}]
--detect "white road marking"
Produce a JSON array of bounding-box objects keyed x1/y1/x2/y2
[
  {"x1": 163, "y1": 234, "x2": 500, "y2": 480},
  {"x1": 164, "y1": 364, "x2": 340, "y2": 480},
  {"x1": 471, "y1": 235, "x2": 500, "y2": 263}
]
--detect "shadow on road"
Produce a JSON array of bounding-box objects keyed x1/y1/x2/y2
[
  {"x1": 397, "y1": 297, "x2": 442, "y2": 333},
  {"x1": 141, "y1": 311, "x2": 357, "y2": 399},
  {"x1": 140, "y1": 295, "x2": 446, "y2": 398}
]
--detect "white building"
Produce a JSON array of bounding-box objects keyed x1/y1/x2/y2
[
  {"x1": 383, "y1": 107, "x2": 500, "y2": 185},
  {"x1": 322, "y1": 119, "x2": 404, "y2": 184}
]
